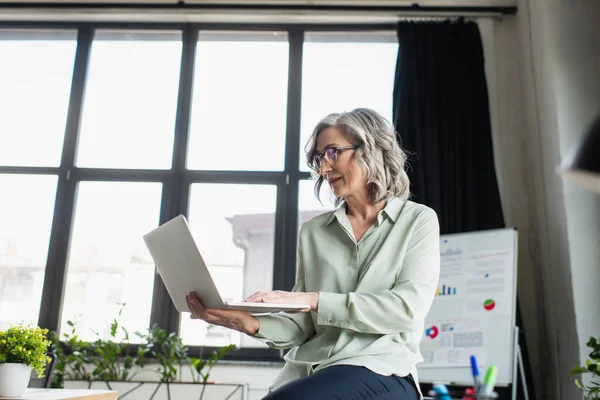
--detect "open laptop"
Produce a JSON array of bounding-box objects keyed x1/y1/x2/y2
[{"x1": 143, "y1": 215, "x2": 310, "y2": 314}]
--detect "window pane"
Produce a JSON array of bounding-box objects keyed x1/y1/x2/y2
[
  {"x1": 61, "y1": 181, "x2": 162, "y2": 342},
  {"x1": 0, "y1": 30, "x2": 77, "y2": 167},
  {"x1": 0, "y1": 174, "x2": 58, "y2": 329},
  {"x1": 298, "y1": 179, "x2": 335, "y2": 228},
  {"x1": 76, "y1": 30, "x2": 182, "y2": 169},
  {"x1": 187, "y1": 31, "x2": 288, "y2": 171},
  {"x1": 179, "y1": 183, "x2": 277, "y2": 348},
  {"x1": 299, "y1": 32, "x2": 398, "y2": 170}
]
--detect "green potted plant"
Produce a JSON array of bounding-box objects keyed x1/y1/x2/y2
[
  {"x1": 136, "y1": 323, "x2": 188, "y2": 383},
  {"x1": 52, "y1": 305, "x2": 242, "y2": 398},
  {"x1": 51, "y1": 305, "x2": 149, "y2": 388},
  {"x1": 571, "y1": 335, "x2": 600, "y2": 400},
  {"x1": 189, "y1": 336, "x2": 236, "y2": 400},
  {"x1": 49, "y1": 318, "x2": 92, "y2": 388},
  {"x1": 0, "y1": 324, "x2": 52, "y2": 398},
  {"x1": 89, "y1": 304, "x2": 148, "y2": 382}
]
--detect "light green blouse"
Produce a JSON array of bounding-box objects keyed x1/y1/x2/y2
[{"x1": 254, "y1": 198, "x2": 440, "y2": 396}]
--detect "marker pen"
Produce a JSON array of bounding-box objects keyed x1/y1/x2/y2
[
  {"x1": 470, "y1": 355, "x2": 481, "y2": 393},
  {"x1": 481, "y1": 365, "x2": 498, "y2": 395}
]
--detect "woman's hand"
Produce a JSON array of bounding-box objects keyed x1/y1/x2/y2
[
  {"x1": 186, "y1": 292, "x2": 260, "y2": 335},
  {"x1": 245, "y1": 290, "x2": 319, "y2": 312}
]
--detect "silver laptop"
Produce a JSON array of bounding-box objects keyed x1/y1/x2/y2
[{"x1": 143, "y1": 215, "x2": 310, "y2": 314}]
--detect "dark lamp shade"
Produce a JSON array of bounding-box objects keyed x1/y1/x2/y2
[{"x1": 559, "y1": 114, "x2": 600, "y2": 194}]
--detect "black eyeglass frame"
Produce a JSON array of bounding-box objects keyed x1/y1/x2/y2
[{"x1": 310, "y1": 145, "x2": 359, "y2": 171}]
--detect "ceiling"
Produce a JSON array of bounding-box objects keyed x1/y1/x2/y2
[{"x1": 0, "y1": 1, "x2": 518, "y2": 23}]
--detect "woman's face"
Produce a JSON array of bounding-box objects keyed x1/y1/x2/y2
[{"x1": 315, "y1": 127, "x2": 365, "y2": 200}]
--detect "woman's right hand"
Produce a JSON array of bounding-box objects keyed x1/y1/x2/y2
[{"x1": 186, "y1": 292, "x2": 260, "y2": 335}]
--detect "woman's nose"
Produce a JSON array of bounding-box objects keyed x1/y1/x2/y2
[{"x1": 319, "y1": 159, "x2": 333, "y2": 175}]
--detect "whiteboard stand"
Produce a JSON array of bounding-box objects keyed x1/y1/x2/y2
[{"x1": 511, "y1": 326, "x2": 530, "y2": 400}]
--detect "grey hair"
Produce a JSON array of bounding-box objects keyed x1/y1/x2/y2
[{"x1": 304, "y1": 108, "x2": 411, "y2": 207}]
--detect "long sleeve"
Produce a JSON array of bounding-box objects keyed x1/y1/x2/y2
[
  {"x1": 316, "y1": 208, "x2": 440, "y2": 334},
  {"x1": 251, "y1": 230, "x2": 316, "y2": 349}
]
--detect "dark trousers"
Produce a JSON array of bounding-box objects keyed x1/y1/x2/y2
[{"x1": 262, "y1": 365, "x2": 419, "y2": 400}]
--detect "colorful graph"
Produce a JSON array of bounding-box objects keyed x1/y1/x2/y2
[
  {"x1": 425, "y1": 325, "x2": 439, "y2": 339},
  {"x1": 436, "y1": 284, "x2": 458, "y2": 296},
  {"x1": 483, "y1": 298, "x2": 496, "y2": 311}
]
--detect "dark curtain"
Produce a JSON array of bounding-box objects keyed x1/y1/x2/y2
[
  {"x1": 393, "y1": 20, "x2": 504, "y2": 234},
  {"x1": 392, "y1": 20, "x2": 535, "y2": 400}
]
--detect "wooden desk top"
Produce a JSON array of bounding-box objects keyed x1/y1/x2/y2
[{"x1": 7, "y1": 389, "x2": 118, "y2": 400}]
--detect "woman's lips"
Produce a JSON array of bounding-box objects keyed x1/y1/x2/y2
[{"x1": 329, "y1": 178, "x2": 341, "y2": 186}]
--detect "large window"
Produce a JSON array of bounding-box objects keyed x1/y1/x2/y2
[
  {"x1": 76, "y1": 30, "x2": 182, "y2": 169},
  {"x1": 180, "y1": 183, "x2": 277, "y2": 348},
  {"x1": 188, "y1": 32, "x2": 289, "y2": 171},
  {"x1": 0, "y1": 23, "x2": 397, "y2": 361},
  {"x1": 0, "y1": 30, "x2": 77, "y2": 166},
  {"x1": 0, "y1": 174, "x2": 57, "y2": 330},
  {"x1": 61, "y1": 182, "x2": 162, "y2": 343}
]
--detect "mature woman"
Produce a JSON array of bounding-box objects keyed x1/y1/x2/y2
[{"x1": 186, "y1": 108, "x2": 440, "y2": 400}]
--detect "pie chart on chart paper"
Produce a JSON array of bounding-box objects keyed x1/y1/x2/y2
[
  {"x1": 483, "y1": 299, "x2": 496, "y2": 311},
  {"x1": 425, "y1": 326, "x2": 439, "y2": 339}
]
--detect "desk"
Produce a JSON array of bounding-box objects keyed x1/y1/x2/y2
[{"x1": 15, "y1": 389, "x2": 117, "y2": 400}]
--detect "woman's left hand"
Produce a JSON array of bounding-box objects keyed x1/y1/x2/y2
[{"x1": 244, "y1": 291, "x2": 319, "y2": 313}]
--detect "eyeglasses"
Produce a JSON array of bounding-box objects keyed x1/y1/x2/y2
[{"x1": 310, "y1": 146, "x2": 359, "y2": 171}]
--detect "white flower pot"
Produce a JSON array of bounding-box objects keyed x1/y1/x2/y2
[{"x1": 0, "y1": 363, "x2": 32, "y2": 398}]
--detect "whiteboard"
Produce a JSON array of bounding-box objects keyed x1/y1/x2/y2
[{"x1": 417, "y1": 228, "x2": 518, "y2": 387}]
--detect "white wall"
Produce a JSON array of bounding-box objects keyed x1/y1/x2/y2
[
  {"x1": 547, "y1": 0, "x2": 600, "y2": 391},
  {"x1": 479, "y1": 14, "x2": 549, "y2": 399},
  {"x1": 483, "y1": 1, "x2": 600, "y2": 399}
]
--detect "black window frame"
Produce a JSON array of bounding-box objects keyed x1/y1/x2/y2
[{"x1": 0, "y1": 20, "x2": 403, "y2": 362}]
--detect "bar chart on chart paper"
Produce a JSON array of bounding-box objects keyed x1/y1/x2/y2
[{"x1": 436, "y1": 284, "x2": 458, "y2": 296}]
